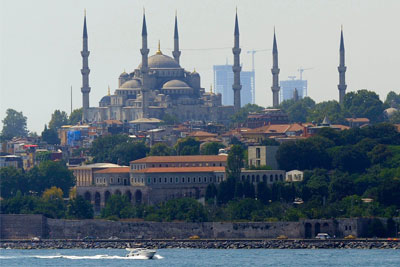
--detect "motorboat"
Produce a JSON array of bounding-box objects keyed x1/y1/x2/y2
[{"x1": 126, "y1": 248, "x2": 157, "y2": 259}]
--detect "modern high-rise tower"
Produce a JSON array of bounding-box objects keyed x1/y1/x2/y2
[
  {"x1": 213, "y1": 64, "x2": 254, "y2": 106},
  {"x1": 338, "y1": 27, "x2": 347, "y2": 104}
]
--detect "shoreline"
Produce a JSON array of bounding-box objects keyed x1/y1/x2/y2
[{"x1": 1, "y1": 239, "x2": 399, "y2": 249}]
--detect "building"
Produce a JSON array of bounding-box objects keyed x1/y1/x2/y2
[
  {"x1": 213, "y1": 64, "x2": 254, "y2": 106},
  {"x1": 240, "y1": 170, "x2": 286, "y2": 185},
  {"x1": 248, "y1": 146, "x2": 279, "y2": 169},
  {"x1": 0, "y1": 155, "x2": 23, "y2": 169},
  {"x1": 71, "y1": 163, "x2": 123, "y2": 187},
  {"x1": 245, "y1": 109, "x2": 289, "y2": 129},
  {"x1": 130, "y1": 155, "x2": 227, "y2": 170},
  {"x1": 280, "y1": 78, "x2": 307, "y2": 102},
  {"x1": 345, "y1": 118, "x2": 370, "y2": 128},
  {"x1": 286, "y1": 170, "x2": 304, "y2": 182},
  {"x1": 80, "y1": 13, "x2": 234, "y2": 125}
]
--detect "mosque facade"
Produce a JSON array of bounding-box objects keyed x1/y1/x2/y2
[{"x1": 81, "y1": 13, "x2": 234, "y2": 124}]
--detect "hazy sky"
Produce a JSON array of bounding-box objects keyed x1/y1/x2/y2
[{"x1": 1, "y1": 0, "x2": 399, "y2": 133}]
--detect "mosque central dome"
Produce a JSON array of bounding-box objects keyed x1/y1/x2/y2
[{"x1": 138, "y1": 54, "x2": 181, "y2": 69}]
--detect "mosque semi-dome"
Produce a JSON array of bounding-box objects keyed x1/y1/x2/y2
[
  {"x1": 120, "y1": 79, "x2": 142, "y2": 89},
  {"x1": 139, "y1": 54, "x2": 181, "y2": 69},
  {"x1": 162, "y1": 79, "x2": 191, "y2": 89}
]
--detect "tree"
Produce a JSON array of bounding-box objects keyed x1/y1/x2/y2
[
  {"x1": 0, "y1": 167, "x2": 27, "y2": 198},
  {"x1": 158, "y1": 198, "x2": 208, "y2": 222},
  {"x1": 200, "y1": 142, "x2": 225, "y2": 155},
  {"x1": 307, "y1": 100, "x2": 344, "y2": 124},
  {"x1": 174, "y1": 137, "x2": 200, "y2": 156},
  {"x1": 101, "y1": 194, "x2": 133, "y2": 219},
  {"x1": 384, "y1": 91, "x2": 400, "y2": 109},
  {"x1": 42, "y1": 186, "x2": 64, "y2": 201},
  {"x1": 226, "y1": 145, "x2": 244, "y2": 180},
  {"x1": 343, "y1": 90, "x2": 384, "y2": 123},
  {"x1": 69, "y1": 108, "x2": 83, "y2": 125},
  {"x1": 49, "y1": 110, "x2": 69, "y2": 130},
  {"x1": 41, "y1": 124, "x2": 60, "y2": 144},
  {"x1": 67, "y1": 196, "x2": 94, "y2": 219},
  {"x1": 330, "y1": 145, "x2": 370, "y2": 173},
  {"x1": 149, "y1": 143, "x2": 174, "y2": 156},
  {"x1": 34, "y1": 161, "x2": 75, "y2": 196},
  {"x1": 111, "y1": 141, "x2": 149, "y2": 165},
  {"x1": 90, "y1": 134, "x2": 149, "y2": 164},
  {"x1": 1, "y1": 109, "x2": 28, "y2": 140},
  {"x1": 389, "y1": 110, "x2": 400, "y2": 123},
  {"x1": 279, "y1": 97, "x2": 316, "y2": 122}
]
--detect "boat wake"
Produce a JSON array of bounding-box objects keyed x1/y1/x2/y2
[{"x1": 33, "y1": 254, "x2": 164, "y2": 260}]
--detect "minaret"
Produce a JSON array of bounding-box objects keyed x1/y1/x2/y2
[
  {"x1": 338, "y1": 27, "x2": 347, "y2": 104},
  {"x1": 232, "y1": 10, "x2": 242, "y2": 111},
  {"x1": 81, "y1": 10, "x2": 91, "y2": 122},
  {"x1": 140, "y1": 11, "x2": 150, "y2": 118},
  {"x1": 271, "y1": 29, "x2": 280, "y2": 107},
  {"x1": 172, "y1": 12, "x2": 181, "y2": 64}
]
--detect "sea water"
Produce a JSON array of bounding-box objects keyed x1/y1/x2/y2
[{"x1": 1, "y1": 248, "x2": 399, "y2": 266}]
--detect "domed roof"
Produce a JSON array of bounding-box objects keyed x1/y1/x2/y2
[
  {"x1": 139, "y1": 54, "x2": 181, "y2": 69},
  {"x1": 384, "y1": 107, "x2": 398, "y2": 117},
  {"x1": 119, "y1": 71, "x2": 128, "y2": 77},
  {"x1": 162, "y1": 79, "x2": 191, "y2": 89},
  {"x1": 120, "y1": 79, "x2": 142, "y2": 89},
  {"x1": 100, "y1": 95, "x2": 111, "y2": 104}
]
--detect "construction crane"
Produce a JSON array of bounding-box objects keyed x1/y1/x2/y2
[
  {"x1": 246, "y1": 49, "x2": 271, "y2": 104},
  {"x1": 297, "y1": 67, "x2": 313, "y2": 80}
]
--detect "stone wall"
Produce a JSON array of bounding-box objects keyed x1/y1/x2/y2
[
  {"x1": 2, "y1": 214, "x2": 397, "y2": 240},
  {"x1": 0, "y1": 214, "x2": 47, "y2": 239}
]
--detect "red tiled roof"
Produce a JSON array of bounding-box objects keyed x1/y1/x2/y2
[
  {"x1": 188, "y1": 131, "x2": 217, "y2": 138},
  {"x1": 133, "y1": 166, "x2": 225, "y2": 173},
  {"x1": 131, "y1": 155, "x2": 227, "y2": 164},
  {"x1": 94, "y1": 167, "x2": 130, "y2": 174}
]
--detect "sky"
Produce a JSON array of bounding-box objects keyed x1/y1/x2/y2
[{"x1": 1, "y1": 0, "x2": 399, "y2": 133}]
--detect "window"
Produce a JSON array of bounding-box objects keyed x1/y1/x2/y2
[
  {"x1": 159, "y1": 178, "x2": 162, "y2": 183},
  {"x1": 182, "y1": 177, "x2": 185, "y2": 183},
  {"x1": 170, "y1": 177, "x2": 173, "y2": 183},
  {"x1": 188, "y1": 177, "x2": 191, "y2": 183},
  {"x1": 164, "y1": 177, "x2": 167, "y2": 183},
  {"x1": 111, "y1": 178, "x2": 114, "y2": 183},
  {"x1": 176, "y1": 177, "x2": 179, "y2": 183},
  {"x1": 148, "y1": 178, "x2": 151, "y2": 184},
  {"x1": 256, "y1": 147, "x2": 260, "y2": 158},
  {"x1": 153, "y1": 178, "x2": 157, "y2": 183}
]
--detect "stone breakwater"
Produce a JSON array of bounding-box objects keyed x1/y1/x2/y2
[{"x1": 1, "y1": 240, "x2": 399, "y2": 249}]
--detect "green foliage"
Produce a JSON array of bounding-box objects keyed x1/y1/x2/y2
[
  {"x1": 384, "y1": 91, "x2": 400, "y2": 109},
  {"x1": 279, "y1": 97, "x2": 316, "y2": 123},
  {"x1": 174, "y1": 137, "x2": 200, "y2": 156},
  {"x1": 230, "y1": 104, "x2": 264, "y2": 125},
  {"x1": 161, "y1": 113, "x2": 180, "y2": 125},
  {"x1": 69, "y1": 108, "x2": 83, "y2": 125},
  {"x1": 0, "y1": 167, "x2": 27, "y2": 198},
  {"x1": 157, "y1": 198, "x2": 208, "y2": 222},
  {"x1": 1, "y1": 109, "x2": 28, "y2": 140},
  {"x1": 49, "y1": 110, "x2": 69, "y2": 130},
  {"x1": 307, "y1": 100, "x2": 345, "y2": 124},
  {"x1": 101, "y1": 194, "x2": 133, "y2": 219},
  {"x1": 67, "y1": 196, "x2": 94, "y2": 219},
  {"x1": 36, "y1": 161, "x2": 75, "y2": 197},
  {"x1": 343, "y1": 90, "x2": 384, "y2": 123},
  {"x1": 200, "y1": 142, "x2": 225, "y2": 155},
  {"x1": 226, "y1": 145, "x2": 244, "y2": 180},
  {"x1": 389, "y1": 110, "x2": 400, "y2": 123},
  {"x1": 149, "y1": 143, "x2": 175, "y2": 156},
  {"x1": 90, "y1": 134, "x2": 149, "y2": 164},
  {"x1": 41, "y1": 124, "x2": 60, "y2": 145}
]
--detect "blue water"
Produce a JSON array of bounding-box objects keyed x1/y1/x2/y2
[{"x1": 1, "y1": 249, "x2": 399, "y2": 266}]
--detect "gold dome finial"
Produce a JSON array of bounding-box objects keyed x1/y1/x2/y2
[
  {"x1": 107, "y1": 85, "x2": 111, "y2": 96},
  {"x1": 156, "y1": 40, "x2": 162, "y2": 55}
]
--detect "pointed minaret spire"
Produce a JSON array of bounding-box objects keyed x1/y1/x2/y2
[
  {"x1": 338, "y1": 26, "x2": 347, "y2": 104},
  {"x1": 271, "y1": 28, "x2": 280, "y2": 107},
  {"x1": 232, "y1": 9, "x2": 242, "y2": 111},
  {"x1": 81, "y1": 10, "x2": 91, "y2": 122},
  {"x1": 142, "y1": 10, "x2": 147, "y2": 37},
  {"x1": 140, "y1": 10, "x2": 150, "y2": 118},
  {"x1": 172, "y1": 11, "x2": 181, "y2": 64}
]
